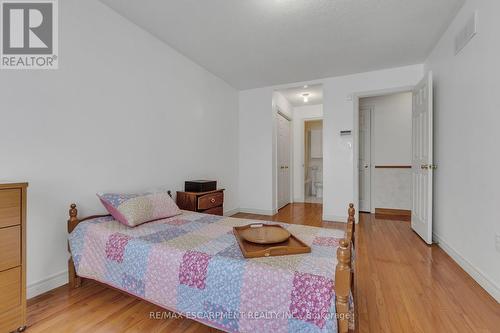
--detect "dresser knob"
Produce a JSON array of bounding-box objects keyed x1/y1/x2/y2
[{"x1": 210, "y1": 198, "x2": 216, "y2": 203}]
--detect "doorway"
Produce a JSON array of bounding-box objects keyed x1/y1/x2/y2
[
  {"x1": 357, "y1": 91, "x2": 413, "y2": 217},
  {"x1": 304, "y1": 120, "x2": 323, "y2": 203},
  {"x1": 354, "y1": 73, "x2": 434, "y2": 245},
  {"x1": 273, "y1": 84, "x2": 323, "y2": 209}
]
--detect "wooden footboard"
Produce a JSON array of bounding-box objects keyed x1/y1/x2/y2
[
  {"x1": 335, "y1": 203, "x2": 356, "y2": 333},
  {"x1": 335, "y1": 239, "x2": 352, "y2": 333}
]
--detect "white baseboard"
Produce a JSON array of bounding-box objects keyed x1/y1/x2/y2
[
  {"x1": 238, "y1": 208, "x2": 276, "y2": 216},
  {"x1": 433, "y1": 232, "x2": 500, "y2": 303},
  {"x1": 223, "y1": 208, "x2": 240, "y2": 217},
  {"x1": 27, "y1": 270, "x2": 68, "y2": 299},
  {"x1": 323, "y1": 214, "x2": 347, "y2": 223}
]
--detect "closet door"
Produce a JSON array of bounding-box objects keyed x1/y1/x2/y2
[{"x1": 277, "y1": 113, "x2": 291, "y2": 209}]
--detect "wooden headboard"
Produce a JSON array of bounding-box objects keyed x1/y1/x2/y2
[{"x1": 67, "y1": 190, "x2": 174, "y2": 288}]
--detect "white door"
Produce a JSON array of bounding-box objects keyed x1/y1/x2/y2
[
  {"x1": 277, "y1": 113, "x2": 291, "y2": 209},
  {"x1": 411, "y1": 72, "x2": 434, "y2": 244},
  {"x1": 359, "y1": 106, "x2": 372, "y2": 212}
]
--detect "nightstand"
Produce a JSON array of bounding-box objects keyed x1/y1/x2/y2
[{"x1": 176, "y1": 189, "x2": 224, "y2": 216}]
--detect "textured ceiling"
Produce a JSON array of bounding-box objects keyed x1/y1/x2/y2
[
  {"x1": 278, "y1": 84, "x2": 323, "y2": 107},
  {"x1": 101, "y1": 0, "x2": 464, "y2": 89}
]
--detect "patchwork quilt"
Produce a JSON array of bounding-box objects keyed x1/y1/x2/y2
[{"x1": 69, "y1": 211, "x2": 346, "y2": 333}]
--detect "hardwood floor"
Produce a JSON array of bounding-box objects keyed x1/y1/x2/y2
[
  {"x1": 356, "y1": 212, "x2": 500, "y2": 333},
  {"x1": 27, "y1": 203, "x2": 500, "y2": 332}
]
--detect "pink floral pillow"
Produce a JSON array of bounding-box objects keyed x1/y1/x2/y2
[{"x1": 97, "y1": 192, "x2": 181, "y2": 227}]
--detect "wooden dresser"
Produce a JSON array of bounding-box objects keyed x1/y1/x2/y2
[
  {"x1": 0, "y1": 182, "x2": 27, "y2": 333},
  {"x1": 176, "y1": 189, "x2": 224, "y2": 216}
]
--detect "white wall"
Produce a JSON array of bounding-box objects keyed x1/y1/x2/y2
[
  {"x1": 361, "y1": 93, "x2": 413, "y2": 165},
  {"x1": 292, "y1": 105, "x2": 323, "y2": 202},
  {"x1": 372, "y1": 169, "x2": 411, "y2": 210},
  {"x1": 0, "y1": 0, "x2": 239, "y2": 298},
  {"x1": 320, "y1": 65, "x2": 423, "y2": 220},
  {"x1": 238, "y1": 87, "x2": 275, "y2": 214},
  {"x1": 238, "y1": 65, "x2": 423, "y2": 220},
  {"x1": 360, "y1": 93, "x2": 412, "y2": 210},
  {"x1": 424, "y1": 0, "x2": 500, "y2": 301}
]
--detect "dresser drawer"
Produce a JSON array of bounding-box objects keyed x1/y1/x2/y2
[
  {"x1": 0, "y1": 189, "x2": 21, "y2": 228},
  {"x1": 0, "y1": 306, "x2": 23, "y2": 333},
  {"x1": 0, "y1": 267, "x2": 21, "y2": 312},
  {"x1": 198, "y1": 192, "x2": 223, "y2": 210},
  {"x1": 0, "y1": 226, "x2": 21, "y2": 272}
]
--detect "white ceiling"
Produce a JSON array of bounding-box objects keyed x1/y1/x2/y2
[
  {"x1": 278, "y1": 84, "x2": 323, "y2": 107},
  {"x1": 101, "y1": 0, "x2": 464, "y2": 89}
]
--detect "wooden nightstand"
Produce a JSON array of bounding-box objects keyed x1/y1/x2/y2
[{"x1": 176, "y1": 189, "x2": 224, "y2": 216}]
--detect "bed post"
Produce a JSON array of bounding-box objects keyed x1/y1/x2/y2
[
  {"x1": 347, "y1": 203, "x2": 356, "y2": 326},
  {"x1": 335, "y1": 239, "x2": 351, "y2": 333},
  {"x1": 68, "y1": 203, "x2": 81, "y2": 289},
  {"x1": 346, "y1": 203, "x2": 355, "y2": 247},
  {"x1": 348, "y1": 203, "x2": 355, "y2": 224}
]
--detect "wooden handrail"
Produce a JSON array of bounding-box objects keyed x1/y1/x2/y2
[{"x1": 374, "y1": 165, "x2": 411, "y2": 169}]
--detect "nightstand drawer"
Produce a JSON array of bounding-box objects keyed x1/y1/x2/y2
[
  {"x1": 0, "y1": 226, "x2": 21, "y2": 271},
  {"x1": 203, "y1": 206, "x2": 223, "y2": 216},
  {"x1": 198, "y1": 192, "x2": 223, "y2": 210},
  {"x1": 0, "y1": 189, "x2": 21, "y2": 228},
  {"x1": 0, "y1": 267, "x2": 21, "y2": 313}
]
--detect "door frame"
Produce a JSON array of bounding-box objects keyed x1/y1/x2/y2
[
  {"x1": 352, "y1": 85, "x2": 414, "y2": 223},
  {"x1": 300, "y1": 117, "x2": 323, "y2": 203}
]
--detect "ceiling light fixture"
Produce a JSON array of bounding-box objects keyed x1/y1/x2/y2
[
  {"x1": 302, "y1": 93, "x2": 310, "y2": 103},
  {"x1": 303, "y1": 85, "x2": 308, "y2": 88}
]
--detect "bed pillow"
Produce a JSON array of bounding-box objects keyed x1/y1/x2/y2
[{"x1": 97, "y1": 192, "x2": 181, "y2": 227}]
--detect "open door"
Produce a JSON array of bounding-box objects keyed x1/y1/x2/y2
[{"x1": 411, "y1": 72, "x2": 434, "y2": 244}]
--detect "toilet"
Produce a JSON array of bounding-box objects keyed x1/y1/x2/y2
[
  {"x1": 310, "y1": 166, "x2": 323, "y2": 199},
  {"x1": 310, "y1": 166, "x2": 319, "y2": 196},
  {"x1": 314, "y1": 182, "x2": 323, "y2": 198}
]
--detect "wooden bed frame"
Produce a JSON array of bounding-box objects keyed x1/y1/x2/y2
[{"x1": 67, "y1": 199, "x2": 356, "y2": 333}]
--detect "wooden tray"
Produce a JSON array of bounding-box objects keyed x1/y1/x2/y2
[
  {"x1": 239, "y1": 223, "x2": 291, "y2": 244},
  {"x1": 233, "y1": 223, "x2": 311, "y2": 258}
]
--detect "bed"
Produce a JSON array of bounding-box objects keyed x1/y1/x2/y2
[{"x1": 67, "y1": 201, "x2": 355, "y2": 333}]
